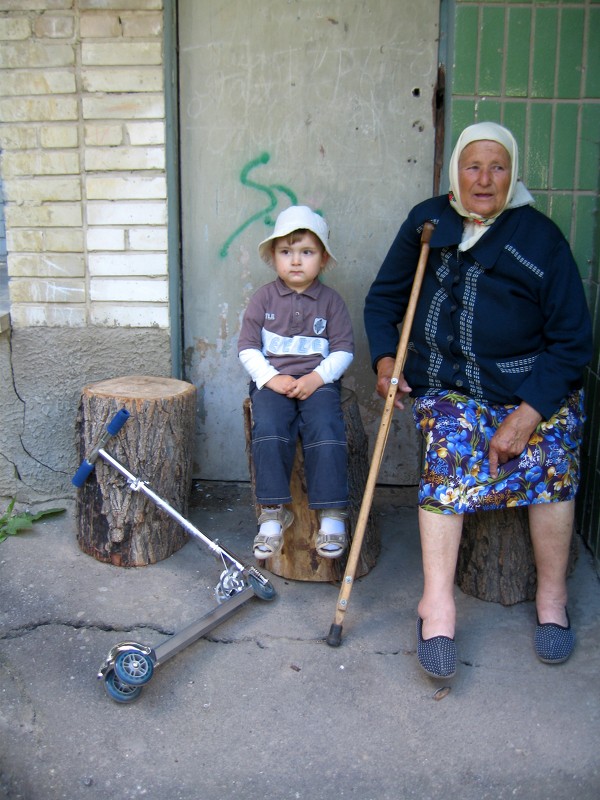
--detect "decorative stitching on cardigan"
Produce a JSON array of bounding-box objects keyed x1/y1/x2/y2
[
  {"x1": 505, "y1": 244, "x2": 544, "y2": 278},
  {"x1": 497, "y1": 354, "x2": 539, "y2": 373}
]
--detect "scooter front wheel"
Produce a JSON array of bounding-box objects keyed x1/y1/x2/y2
[
  {"x1": 104, "y1": 670, "x2": 143, "y2": 704},
  {"x1": 114, "y1": 650, "x2": 154, "y2": 686}
]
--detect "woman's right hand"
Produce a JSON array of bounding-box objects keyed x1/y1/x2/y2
[{"x1": 375, "y1": 357, "x2": 412, "y2": 410}]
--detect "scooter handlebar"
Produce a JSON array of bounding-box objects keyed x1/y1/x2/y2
[{"x1": 72, "y1": 409, "x2": 130, "y2": 487}]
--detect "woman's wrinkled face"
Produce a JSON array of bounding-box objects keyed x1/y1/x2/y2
[{"x1": 457, "y1": 140, "x2": 511, "y2": 219}]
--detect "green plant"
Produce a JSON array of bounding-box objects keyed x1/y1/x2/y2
[{"x1": 0, "y1": 498, "x2": 65, "y2": 543}]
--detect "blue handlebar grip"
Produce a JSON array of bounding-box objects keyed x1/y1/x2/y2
[
  {"x1": 72, "y1": 409, "x2": 130, "y2": 487},
  {"x1": 106, "y1": 408, "x2": 130, "y2": 435},
  {"x1": 72, "y1": 460, "x2": 95, "y2": 487}
]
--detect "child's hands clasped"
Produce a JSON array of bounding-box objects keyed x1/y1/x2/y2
[
  {"x1": 286, "y1": 372, "x2": 324, "y2": 400},
  {"x1": 265, "y1": 372, "x2": 324, "y2": 400}
]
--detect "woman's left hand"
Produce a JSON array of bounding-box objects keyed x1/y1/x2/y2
[{"x1": 488, "y1": 401, "x2": 543, "y2": 478}]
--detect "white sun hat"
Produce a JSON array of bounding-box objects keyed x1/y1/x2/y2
[{"x1": 258, "y1": 205, "x2": 337, "y2": 267}]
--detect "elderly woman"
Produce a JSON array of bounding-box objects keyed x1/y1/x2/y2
[{"x1": 364, "y1": 122, "x2": 592, "y2": 678}]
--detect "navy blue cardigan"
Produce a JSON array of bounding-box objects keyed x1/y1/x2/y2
[{"x1": 364, "y1": 195, "x2": 592, "y2": 420}]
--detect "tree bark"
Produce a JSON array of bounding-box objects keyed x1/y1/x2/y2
[
  {"x1": 76, "y1": 375, "x2": 196, "y2": 567},
  {"x1": 456, "y1": 507, "x2": 578, "y2": 605},
  {"x1": 243, "y1": 387, "x2": 380, "y2": 582}
]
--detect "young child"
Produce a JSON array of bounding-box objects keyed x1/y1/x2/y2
[{"x1": 238, "y1": 205, "x2": 354, "y2": 560}]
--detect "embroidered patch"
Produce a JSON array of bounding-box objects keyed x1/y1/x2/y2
[{"x1": 313, "y1": 317, "x2": 327, "y2": 335}]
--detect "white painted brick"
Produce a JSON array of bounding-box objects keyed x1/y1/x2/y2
[
  {"x1": 85, "y1": 146, "x2": 164, "y2": 171},
  {"x1": 82, "y1": 42, "x2": 162, "y2": 67},
  {"x1": 126, "y1": 121, "x2": 164, "y2": 145},
  {"x1": 10, "y1": 277, "x2": 85, "y2": 304},
  {"x1": 82, "y1": 66, "x2": 163, "y2": 93},
  {"x1": 5, "y1": 203, "x2": 83, "y2": 228},
  {"x1": 4, "y1": 177, "x2": 81, "y2": 203},
  {"x1": 87, "y1": 228, "x2": 126, "y2": 251},
  {"x1": 0, "y1": 17, "x2": 30, "y2": 40},
  {"x1": 9, "y1": 252, "x2": 85, "y2": 277},
  {"x1": 84, "y1": 124, "x2": 123, "y2": 147},
  {"x1": 9, "y1": 304, "x2": 87, "y2": 329},
  {"x1": 79, "y1": 0, "x2": 163, "y2": 9},
  {"x1": 80, "y1": 12, "x2": 122, "y2": 39},
  {"x1": 0, "y1": 70, "x2": 76, "y2": 96},
  {"x1": 7, "y1": 230, "x2": 44, "y2": 252},
  {"x1": 90, "y1": 278, "x2": 168, "y2": 303},
  {"x1": 91, "y1": 303, "x2": 169, "y2": 329},
  {"x1": 33, "y1": 14, "x2": 75, "y2": 39},
  {"x1": 120, "y1": 12, "x2": 163, "y2": 37},
  {"x1": 45, "y1": 229, "x2": 85, "y2": 252},
  {"x1": 4, "y1": 202, "x2": 76, "y2": 231},
  {"x1": 82, "y1": 94, "x2": 164, "y2": 120},
  {"x1": 0, "y1": 126, "x2": 38, "y2": 149},
  {"x1": 0, "y1": 96, "x2": 78, "y2": 123},
  {"x1": 128, "y1": 227, "x2": 167, "y2": 250},
  {"x1": 0, "y1": 0, "x2": 72, "y2": 8},
  {"x1": 2, "y1": 151, "x2": 80, "y2": 177},
  {"x1": 9, "y1": 227, "x2": 84, "y2": 253},
  {"x1": 40, "y1": 126, "x2": 79, "y2": 149},
  {"x1": 0, "y1": 42, "x2": 74, "y2": 69},
  {"x1": 87, "y1": 201, "x2": 166, "y2": 226},
  {"x1": 89, "y1": 252, "x2": 167, "y2": 276},
  {"x1": 86, "y1": 175, "x2": 166, "y2": 200}
]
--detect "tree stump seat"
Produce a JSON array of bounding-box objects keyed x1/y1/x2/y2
[
  {"x1": 457, "y1": 506, "x2": 577, "y2": 605},
  {"x1": 76, "y1": 375, "x2": 196, "y2": 567},
  {"x1": 243, "y1": 387, "x2": 380, "y2": 582}
]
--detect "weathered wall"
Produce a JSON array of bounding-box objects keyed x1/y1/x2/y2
[
  {"x1": 178, "y1": 0, "x2": 440, "y2": 484},
  {"x1": 0, "y1": 326, "x2": 171, "y2": 502}
]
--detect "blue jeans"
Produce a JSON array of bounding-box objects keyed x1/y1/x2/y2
[{"x1": 249, "y1": 381, "x2": 348, "y2": 509}]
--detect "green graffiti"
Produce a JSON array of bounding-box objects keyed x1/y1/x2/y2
[{"x1": 219, "y1": 152, "x2": 302, "y2": 258}]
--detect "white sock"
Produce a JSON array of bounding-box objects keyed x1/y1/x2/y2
[
  {"x1": 320, "y1": 516, "x2": 345, "y2": 535},
  {"x1": 259, "y1": 519, "x2": 281, "y2": 537}
]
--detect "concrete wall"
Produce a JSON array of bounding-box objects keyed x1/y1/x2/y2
[
  {"x1": 0, "y1": 326, "x2": 171, "y2": 503},
  {"x1": 178, "y1": 0, "x2": 440, "y2": 484}
]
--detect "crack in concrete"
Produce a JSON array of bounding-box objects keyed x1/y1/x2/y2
[{"x1": 0, "y1": 618, "x2": 175, "y2": 640}]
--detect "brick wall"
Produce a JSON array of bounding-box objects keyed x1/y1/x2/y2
[{"x1": 0, "y1": 0, "x2": 168, "y2": 329}]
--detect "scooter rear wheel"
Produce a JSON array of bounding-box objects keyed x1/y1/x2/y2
[{"x1": 248, "y1": 573, "x2": 276, "y2": 601}]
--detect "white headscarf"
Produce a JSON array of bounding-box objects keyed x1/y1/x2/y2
[{"x1": 448, "y1": 122, "x2": 534, "y2": 235}]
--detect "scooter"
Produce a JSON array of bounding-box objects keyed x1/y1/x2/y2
[{"x1": 73, "y1": 409, "x2": 276, "y2": 703}]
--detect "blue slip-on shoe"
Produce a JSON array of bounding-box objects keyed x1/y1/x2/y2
[
  {"x1": 534, "y1": 609, "x2": 575, "y2": 664},
  {"x1": 416, "y1": 617, "x2": 457, "y2": 678}
]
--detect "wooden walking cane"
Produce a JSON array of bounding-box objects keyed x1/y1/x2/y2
[{"x1": 326, "y1": 220, "x2": 435, "y2": 647}]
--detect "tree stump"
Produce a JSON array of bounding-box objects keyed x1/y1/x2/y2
[
  {"x1": 456, "y1": 507, "x2": 578, "y2": 605},
  {"x1": 243, "y1": 387, "x2": 380, "y2": 582},
  {"x1": 76, "y1": 375, "x2": 196, "y2": 567}
]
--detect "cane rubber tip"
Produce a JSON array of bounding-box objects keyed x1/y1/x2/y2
[{"x1": 326, "y1": 623, "x2": 343, "y2": 647}]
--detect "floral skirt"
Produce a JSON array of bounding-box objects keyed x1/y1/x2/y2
[{"x1": 412, "y1": 390, "x2": 585, "y2": 515}]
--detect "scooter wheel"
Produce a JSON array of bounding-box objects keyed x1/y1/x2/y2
[
  {"x1": 104, "y1": 670, "x2": 143, "y2": 704},
  {"x1": 248, "y1": 573, "x2": 276, "y2": 601},
  {"x1": 114, "y1": 650, "x2": 154, "y2": 686}
]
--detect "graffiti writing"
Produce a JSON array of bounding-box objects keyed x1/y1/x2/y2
[{"x1": 220, "y1": 152, "x2": 316, "y2": 258}]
